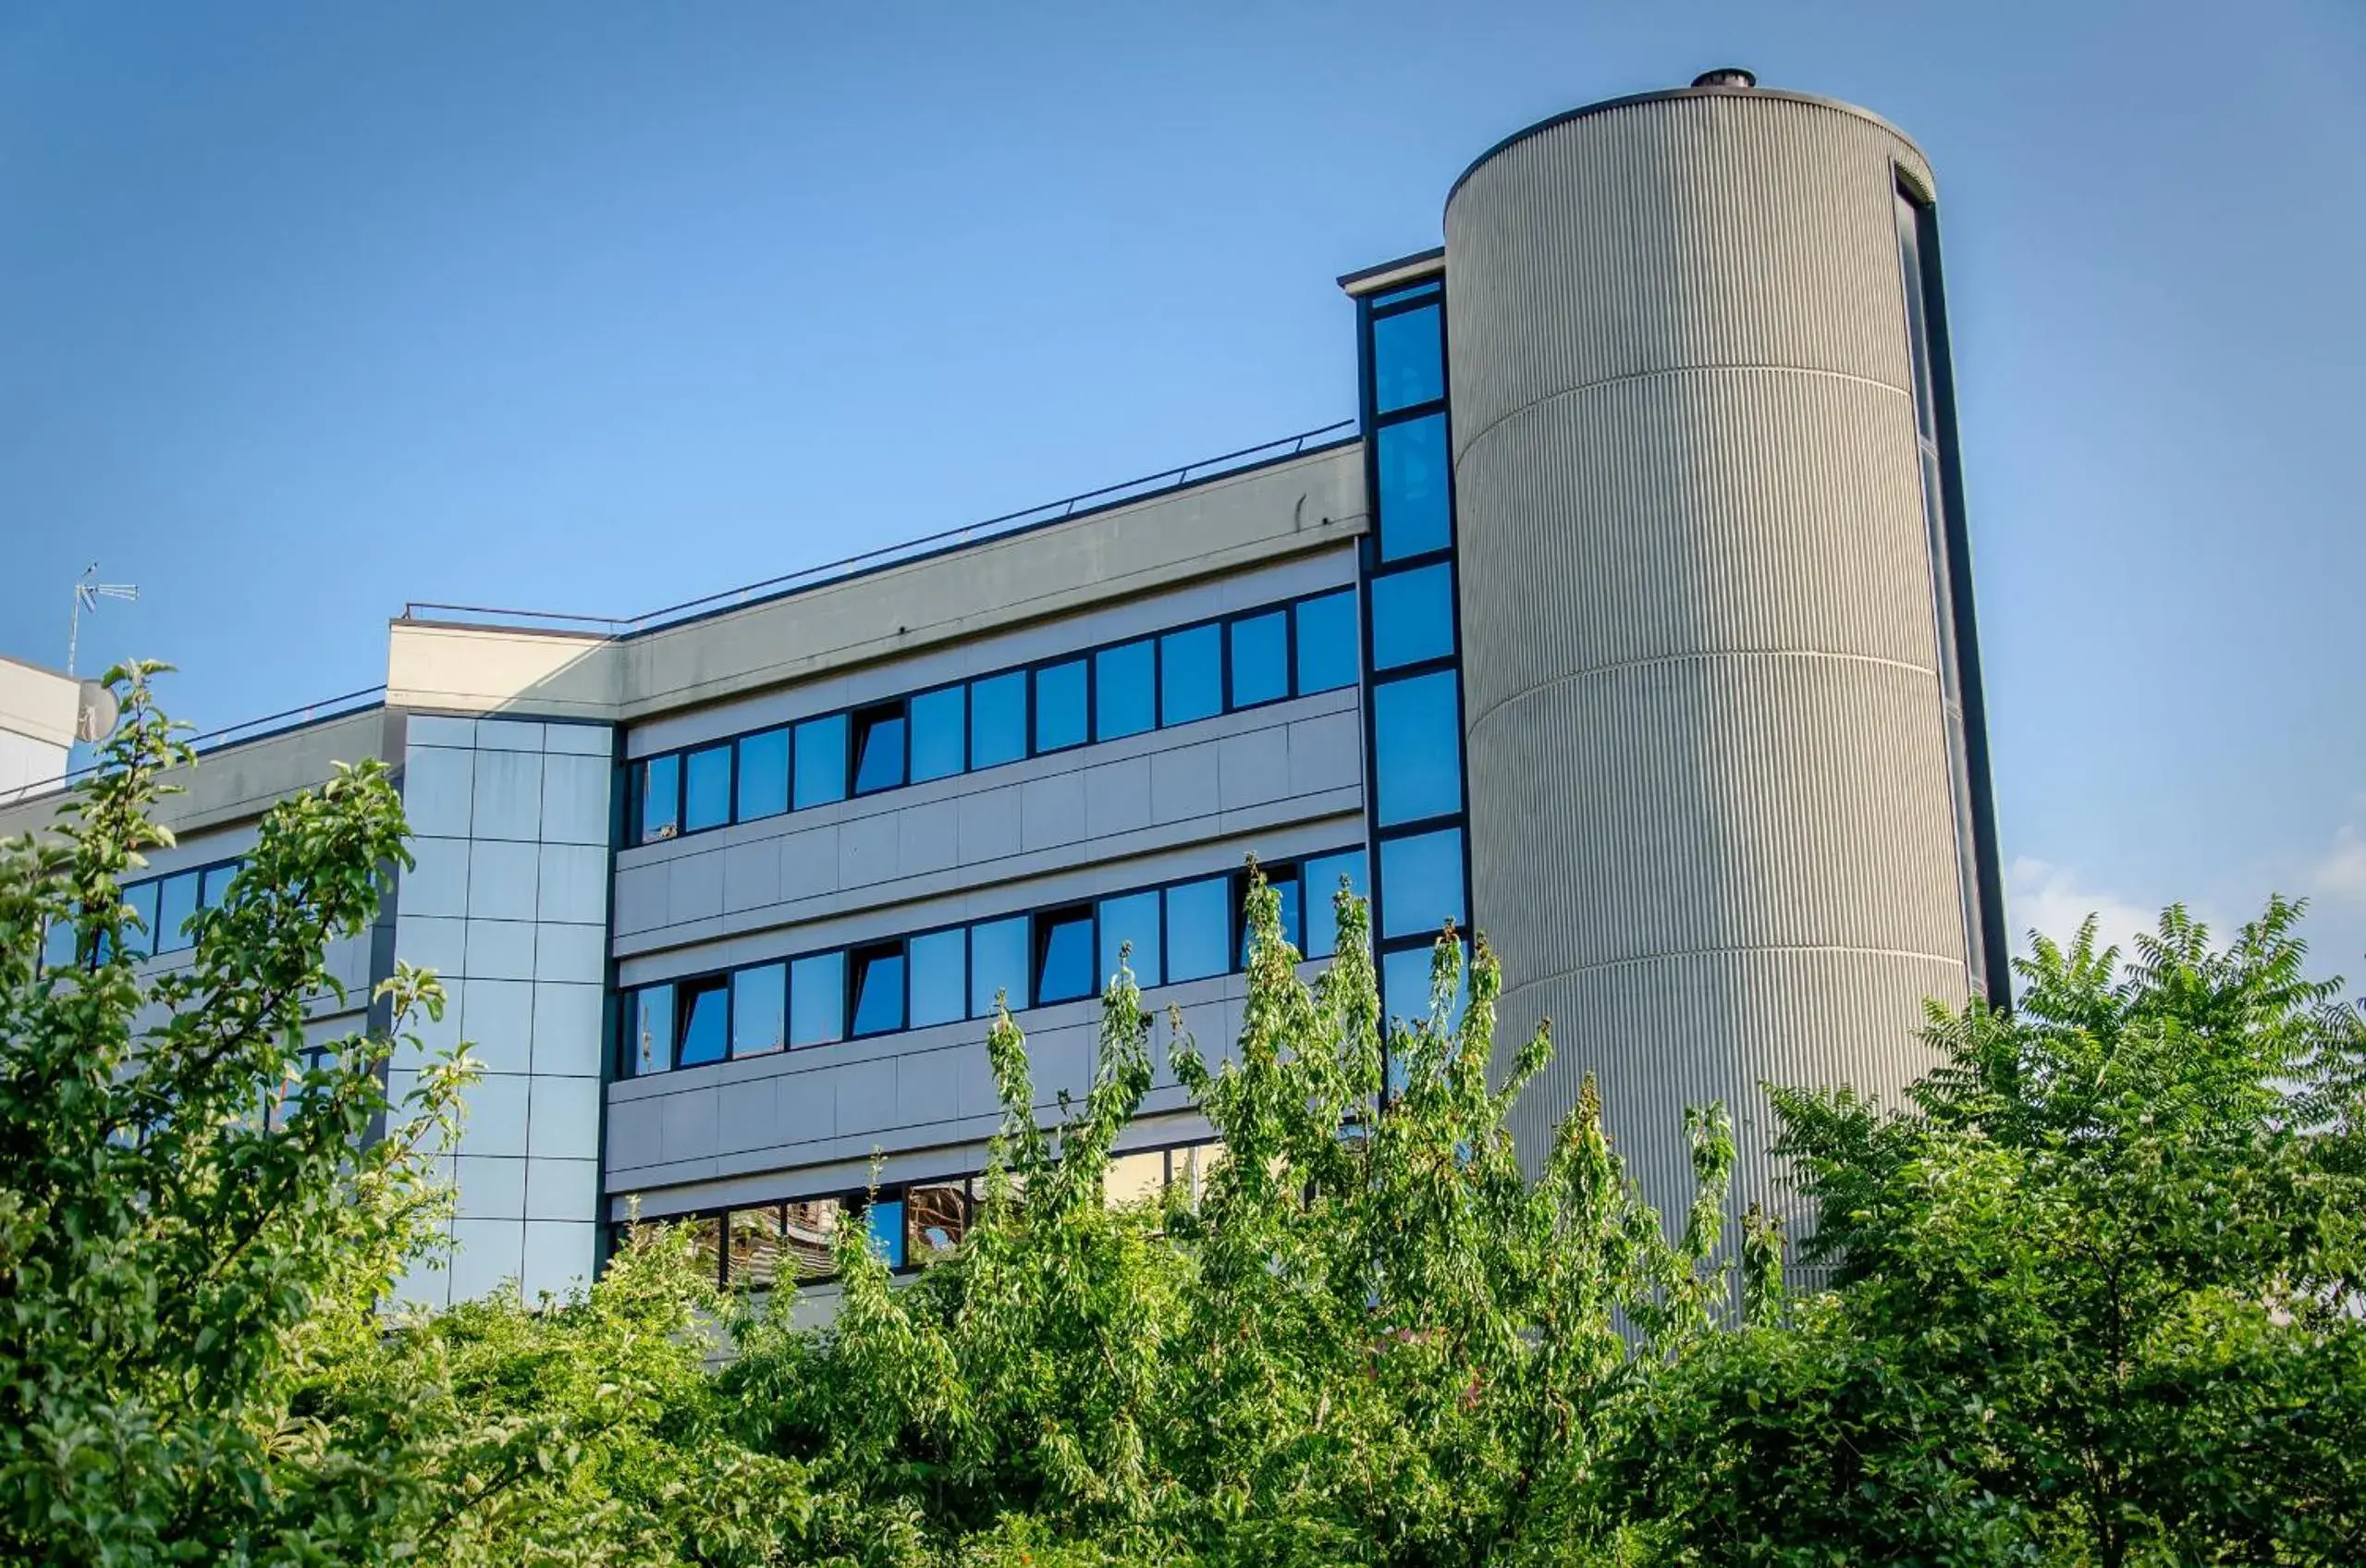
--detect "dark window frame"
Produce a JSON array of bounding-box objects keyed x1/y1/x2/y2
[
  {"x1": 850, "y1": 700, "x2": 911, "y2": 797},
  {"x1": 847, "y1": 939, "x2": 910, "y2": 1038}
]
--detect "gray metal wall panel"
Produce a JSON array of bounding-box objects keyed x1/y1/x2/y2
[{"x1": 1446, "y1": 89, "x2": 1968, "y2": 1249}]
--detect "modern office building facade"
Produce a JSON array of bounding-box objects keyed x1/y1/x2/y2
[{"x1": 6, "y1": 71, "x2": 2003, "y2": 1305}]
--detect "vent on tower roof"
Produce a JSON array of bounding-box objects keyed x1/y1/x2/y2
[{"x1": 1690, "y1": 67, "x2": 1757, "y2": 89}]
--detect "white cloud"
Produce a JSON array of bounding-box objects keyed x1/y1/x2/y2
[
  {"x1": 2309, "y1": 826, "x2": 2366, "y2": 906},
  {"x1": 2003, "y1": 856, "x2": 2168, "y2": 961}
]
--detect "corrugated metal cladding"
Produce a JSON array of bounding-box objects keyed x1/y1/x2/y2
[{"x1": 1444, "y1": 88, "x2": 1971, "y2": 1256}]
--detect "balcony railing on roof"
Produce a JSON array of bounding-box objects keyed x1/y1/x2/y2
[{"x1": 398, "y1": 419, "x2": 1357, "y2": 639}]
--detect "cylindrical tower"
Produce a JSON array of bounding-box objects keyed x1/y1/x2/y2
[{"x1": 1444, "y1": 76, "x2": 2004, "y2": 1243}]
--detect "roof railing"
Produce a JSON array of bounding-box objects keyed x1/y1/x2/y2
[
  {"x1": 1, "y1": 685, "x2": 388, "y2": 806},
  {"x1": 398, "y1": 418, "x2": 1356, "y2": 639}
]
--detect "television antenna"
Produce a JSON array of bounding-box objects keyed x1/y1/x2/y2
[{"x1": 67, "y1": 563, "x2": 139, "y2": 678}]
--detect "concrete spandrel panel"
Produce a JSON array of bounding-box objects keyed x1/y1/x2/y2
[
  {"x1": 521, "y1": 1220, "x2": 596, "y2": 1302},
  {"x1": 897, "y1": 799, "x2": 960, "y2": 878},
  {"x1": 837, "y1": 813, "x2": 897, "y2": 890},
  {"x1": 778, "y1": 1074, "x2": 836, "y2": 1143},
  {"x1": 536, "y1": 841, "x2": 608, "y2": 925},
  {"x1": 1020, "y1": 771, "x2": 1087, "y2": 854},
  {"x1": 658, "y1": 1085, "x2": 721, "y2": 1165},
  {"x1": 780, "y1": 826, "x2": 840, "y2": 900},
  {"x1": 1025, "y1": 1024, "x2": 1095, "y2": 1106},
  {"x1": 896, "y1": 1047, "x2": 962, "y2": 1125},
  {"x1": 401, "y1": 747, "x2": 476, "y2": 839},
  {"x1": 469, "y1": 750, "x2": 545, "y2": 842},
  {"x1": 716, "y1": 1075, "x2": 779, "y2": 1154},
  {"x1": 533, "y1": 923, "x2": 604, "y2": 985},
  {"x1": 538, "y1": 753, "x2": 611, "y2": 846},
  {"x1": 405, "y1": 714, "x2": 478, "y2": 750},
  {"x1": 667, "y1": 852, "x2": 725, "y2": 927},
  {"x1": 524, "y1": 1157, "x2": 599, "y2": 1222},
  {"x1": 610, "y1": 863, "x2": 667, "y2": 937},
  {"x1": 392, "y1": 913, "x2": 467, "y2": 982},
  {"x1": 465, "y1": 838, "x2": 541, "y2": 923},
  {"x1": 472, "y1": 718, "x2": 546, "y2": 753},
  {"x1": 956, "y1": 1042, "x2": 1004, "y2": 1119},
  {"x1": 530, "y1": 981, "x2": 606, "y2": 1077},
  {"x1": 721, "y1": 843, "x2": 782, "y2": 913},
  {"x1": 1287, "y1": 710, "x2": 1364, "y2": 797},
  {"x1": 833, "y1": 1057, "x2": 898, "y2": 1134},
  {"x1": 402, "y1": 836, "x2": 471, "y2": 919},
  {"x1": 460, "y1": 978, "x2": 534, "y2": 1076},
  {"x1": 1150, "y1": 741, "x2": 1220, "y2": 827},
  {"x1": 458, "y1": 1072, "x2": 531, "y2": 1158},
  {"x1": 958, "y1": 787, "x2": 1022, "y2": 865},
  {"x1": 542, "y1": 722, "x2": 613, "y2": 757},
  {"x1": 527, "y1": 1074, "x2": 601, "y2": 1159},
  {"x1": 452, "y1": 1155, "x2": 526, "y2": 1219},
  {"x1": 604, "y1": 1094, "x2": 664, "y2": 1174},
  {"x1": 448, "y1": 1219, "x2": 525, "y2": 1302},
  {"x1": 1083, "y1": 756, "x2": 1153, "y2": 839},
  {"x1": 464, "y1": 919, "x2": 537, "y2": 982},
  {"x1": 1218, "y1": 726, "x2": 1292, "y2": 813}
]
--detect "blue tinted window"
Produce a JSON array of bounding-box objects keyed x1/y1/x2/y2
[
  {"x1": 630, "y1": 984, "x2": 675, "y2": 1077},
  {"x1": 1160, "y1": 623, "x2": 1222, "y2": 726},
  {"x1": 1098, "y1": 889, "x2": 1162, "y2": 991},
  {"x1": 1034, "y1": 659, "x2": 1087, "y2": 753},
  {"x1": 1369, "y1": 278, "x2": 1440, "y2": 308},
  {"x1": 1372, "y1": 304, "x2": 1445, "y2": 413},
  {"x1": 1165, "y1": 877, "x2": 1232, "y2": 983},
  {"x1": 867, "y1": 1198, "x2": 906, "y2": 1269},
  {"x1": 790, "y1": 951, "x2": 846, "y2": 1047},
  {"x1": 678, "y1": 979, "x2": 729, "y2": 1067},
  {"x1": 1370, "y1": 562, "x2": 1456, "y2": 670},
  {"x1": 1035, "y1": 908, "x2": 1095, "y2": 1005},
  {"x1": 1302, "y1": 850, "x2": 1368, "y2": 960},
  {"x1": 910, "y1": 686, "x2": 966, "y2": 782},
  {"x1": 971, "y1": 916, "x2": 1030, "y2": 1016},
  {"x1": 852, "y1": 706, "x2": 907, "y2": 795},
  {"x1": 1229, "y1": 611, "x2": 1289, "y2": 708},
  {"x1": 200, "y1": 861, "x2": 239, "y2": 910},
  {"x1": 638, "y1": 753, "x2": 680, "y2": 843},
  {"x1": 908, "y1": 928, "x2": 966, "y2": 1028},
  {"x1": 123, "y1": 880, "x2": 161, "y2": 960},
  {"x1": 793, "y1": 714, "x2": 849, "y2": 808},
  {"x1": 1243, "y1": 874, "x2": 1302, "y2": 965},
  {"x1": 1294, "y1": 590, "x2": 1358, "y2": 694},
  {"x1": 1383, "y1": 941, "x2": 1469, "y2": 1034},
  {"x1": 737, "y1": 729, "x2": 790, "y2": 820},
  {"x1": 851, "y1": 945, "x2": 906, "y2": 1035},
  {"x1": 731, "y1": 963, "x2": 786, "y2": 1057},
  {"x1": 1373, "y1": 672, "x2": 1464, "y2": 826},
  {"x1": 1379, "y1": 829, "x2": 1465, "y2": 941},
  {"x1": 1094, "y1": 640, "x2": 1156, "y2": 741},
  {"x1": 684, "y1": 743, "x2": 732, "y2": 832},
  {"x1": 1375, "y1": 413, "x2": 1452, "y2": 562},
  {"x1": 970, "y1": 672, "x2": 1027, "y2": 769},
  {"x1": 156, "y1": 872, "x2": 200, "y2": 953},
  {"x1": 42, "y1": 915, "x2": 77, "y2": 972}
]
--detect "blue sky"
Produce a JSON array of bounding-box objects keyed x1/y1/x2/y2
[{"x1": 4, "y1": 0, "x2": 2362, "y2": 978}]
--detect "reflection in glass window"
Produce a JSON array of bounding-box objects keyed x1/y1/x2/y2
[
  {"x1": 1301, "y1": 850, "x2": 1368, "y2": 960},
  {"x1": 1370, "y1": 561, "x2": 1456, "y2": 670},
  {"x1": 1372, "y1": 671, "x2": 1463, "y2": 827},
  {"x1": 852, "y1": 704, "x2": 908, "y2": 795},
  {"x1": 1382, "y1": 941, "x2": 1469, "y2": 1035},
  {"x1": 782, "y1": 1197, "x2": 843, "y2": 1280},
  {"x1": 200, "y1": 861, "x2": 240, "y2": 910},
  {"x1": 1159, "y1": 623, "x2": 1221, "y2": 726},
  {"x1": 793, "y1": 714, "x2": 849, "y2": 809},
  {"x1": 790, "y1": 951, "x2": 846, "y2": 1047},
  {"x1": 1035, "y1": 907, "x2": 1095, "y2": 1005},
  {"x1": 1376, "y1": 412, "x2": 1453, "y2": 562},
  {"x1": 123, "y1": 880, "x2": 161, "y2": 960},
  {"x1": 1294, "y1": 589, "x2": 1358, "y2": 695},
  {"x1": 730, "y1": 963, "x2": 786, "y2": 1057},
  {"x1": 1164, "y1": 876, "x2": 1232, "y2": 984},
  {"x1": 1243, "y1": 872, "x2": 1302, "y2": 965},
  {"x1": 1035, "y1": 658, "x2": 1088, "y2": 753},
  {"x1": 970, "y1": 916, "x2": 1030, "y2": 1016},
  {"x1": 1106, "y1": 1149, "x2": 1166, "y2": 1206},
  {"x1": 686, "y1": 1215, "x2": 725, "y2": 1285},
  {"x1": 684, "y1": 743, "x2": 732, "y2": 832},
  {"x1": 1097, "y1": 889, "x2": 1162, "y2": 992},
  {"x1": 909, "y1": 686, "x2": 966, "y2": 782},
  {"x1": 678, "y1": 978, "x2": 729, "y2": 1067},
  {"x1": 156, "y1": 872, "x2": 201, "y2": 953},
  {"x1": 905, "y1": 1182, "x2": 970, "y2": 1266},
  {"x1": 737, "y1": 728, "x2": 791, "y2": 821},
  {"x1": 42, "y1": 915, "x2": 77, "y2": 972},
  {"x1": 631, "y1": 984, "x2": 676, "y2": 1077},
  {"x1": 729, "y1": 1205, "x2": 785, "y2": 1290},
  {"x1": 851, "y1": 943, "x2": 907, "y2": 1036},
  {"x1": 1379, "y1": 829, "x2": 1465, "y2": 941},
  {"x1": 1095, "y1": 639, "x2": 1156, "y2": 741},
  {"x1": 866, "y1": 1197, "x2": 906, "y2": 1268},
  {"x1": 970, "y1": 671, "x2": 1027, "y2": 769},
  {"x1": 1230, "y1": 611, "x2": 1289, "y2": 708},
  {"x1": 638, "y1": 753, "x2": 680, "y2": 843},
  {"x1": 1172, "y1": 1141, "x2": 1226, "y2": 1207},
  {"x1": 1372, "y1": 303, "x2": 1445, "y2": 413},
  {"x1": 908, "y1": 929, "x2": 966, "y2": 1028}
]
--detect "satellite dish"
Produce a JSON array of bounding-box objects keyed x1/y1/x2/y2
[{"x1": 76, "y1": 680, "x2": 119, "y2": 744}]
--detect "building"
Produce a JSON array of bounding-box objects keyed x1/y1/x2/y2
[{"x1": 4, "y1": 69, "x2": 2004, "y2": 1307}]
